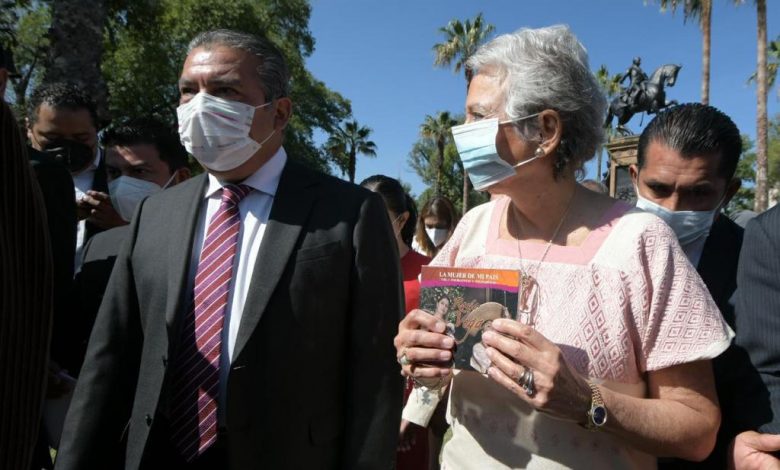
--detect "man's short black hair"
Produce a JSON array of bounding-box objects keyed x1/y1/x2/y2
[
  {"x1": 637, "y1": 103, "x2": 742, "y2": 180},
  {"x1": 27, "y1": 82, "x2": 98, "y2": 128},
  {"x1": 101, "y1": 118, "x2": 189, "y2": 172}
]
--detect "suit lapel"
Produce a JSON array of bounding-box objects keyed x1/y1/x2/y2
[
  {"x1": 165, "y1": 174, "x2": 209, "y2": 327},
  {"x1": 232, "y1": 161, "x2": 318, "y2": 360}
]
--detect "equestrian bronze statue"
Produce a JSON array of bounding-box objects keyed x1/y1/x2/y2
[{"x1": 605, "y1": 57, "x2": 681, "y2": 134}]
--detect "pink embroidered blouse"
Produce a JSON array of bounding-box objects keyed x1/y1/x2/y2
[{"x1": 402, "y1": 196, "x2": 732, "y2": 470}]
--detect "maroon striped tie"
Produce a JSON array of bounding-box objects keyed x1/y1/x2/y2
[{"x1": 169, "y1": 183, "x2": 252, "y2": 461}]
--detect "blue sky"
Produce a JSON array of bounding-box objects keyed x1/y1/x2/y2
[{"x1": 306, "y1": 0, "x2": 779, "y2": 197}]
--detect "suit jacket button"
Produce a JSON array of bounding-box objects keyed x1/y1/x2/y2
[{"x1": 145, "y1": 414, "x2": 153, "y2": 426}]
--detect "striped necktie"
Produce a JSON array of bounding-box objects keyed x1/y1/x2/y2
[{"x1": 170, "y1": 183, "x2": 252, "y2": 461}]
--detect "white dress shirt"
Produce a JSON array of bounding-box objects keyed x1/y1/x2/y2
[
  {"x1": 72, "y1": 148, "x2": 102, "y2": 268},
  {"x1": 186, "y1": 147, "x2": 287, "y2": 425}
]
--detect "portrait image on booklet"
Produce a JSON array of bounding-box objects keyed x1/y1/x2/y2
[{"x1": 420, "y1": 266, "x2": 520, "y2": 373}]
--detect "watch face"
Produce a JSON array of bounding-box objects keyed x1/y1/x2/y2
[{"x1": 592, "y1": 405, "x2": 607, "y2": 426}]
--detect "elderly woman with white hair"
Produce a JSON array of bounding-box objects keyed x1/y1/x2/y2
[{"x1": 394, "y1": 25, "x2": 731, "y2": 469}]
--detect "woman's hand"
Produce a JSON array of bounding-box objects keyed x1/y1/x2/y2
[
  {"x1": 481, "y1": 318, "x2": 591, "y2": 422},
  {"x1": 394, "y1": 309, "x2": 454, "y2": 388}
]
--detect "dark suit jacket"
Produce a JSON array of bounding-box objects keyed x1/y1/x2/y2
[
  {"x1": 56, "y1": 160, "x2": 405, "y2": 470},
  {"x1": 28, "y1": 149, "x2": 78, "y2": 376},
  {"x1": 732, "y1": 205, "x2": 780, "y2": 434},
  {"x1": 661, "y1": 216, "x2": 745, "y2": 469},
  {"x1": 71, "y1": 225, "x2": 130, "y2": 375}
]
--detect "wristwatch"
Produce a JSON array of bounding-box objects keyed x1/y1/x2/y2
[{"x1": 585, "y1": 381, "x2": 608, "y2": 430}]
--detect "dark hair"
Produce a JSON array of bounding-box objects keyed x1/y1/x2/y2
[
  {"x1": 188, "y1": 29, "x2": 290, "y2": 100},
  {"x1": 101, "y1": 118, "x2": 189, "y2": 172},
  {"x1": 415, "y1": 195, "x2": 459, "y2": 258},
  {"x1": 638, "y1": 103, "x2": 741, "y2": 180},
  {"x1": 360, "y1": 175, "x2": 417, "y2": 247},
  {"x1": 27, "y1": 82, "x2": 98, "y2": 128}
]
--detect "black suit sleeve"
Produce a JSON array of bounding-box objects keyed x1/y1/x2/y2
[
  {"x1": 56, "y1": 202, "x2": 144, "y2": 469},
  {"x1": 734, "y1": 209, "x2": 780, "y2": 434},
  {"x1": 343, "y1": 192, "x2": 405, "y2": 469},
  {"x1": 29, "y1": 156, "x2": 78, "y2": 371}
]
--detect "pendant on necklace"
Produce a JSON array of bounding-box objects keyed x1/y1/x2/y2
[{"x1": 518, "y1": 271, "x2": 540, "y2": 323}]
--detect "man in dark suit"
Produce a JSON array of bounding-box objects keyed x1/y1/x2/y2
[
  {"x1": 630, "y1": 103, "x2": 749, "y2": 468},
  {"x1": 57, "y1": 29, "x2": 404, "y2": 470},
  {"x1": 72, "y1": 118, "x2": 192, "y2": 376},
  {"x1": 728, "y1": 205, "x2": 780, "y2": 468},
  {"x1": 26, "y1": 82, "x2": 124, "y2": 260}
]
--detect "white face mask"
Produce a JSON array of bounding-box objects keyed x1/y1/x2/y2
[
  {"x1": 634, "y1": 188, "x2": 723, "y2": 247},
  {"x1": 425, "y1": 227, "x2": 449, "y2": 247},
  {"x1": 109, "y1": 172, "x2": 176, "y2": 222},
  {"x1": 177, "y1": 92, "x2": 275, "y2": 172}
]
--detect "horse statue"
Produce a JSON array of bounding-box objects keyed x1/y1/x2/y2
[{"x1": 605, "y1": 63, "x2": 681, "y2": 134}]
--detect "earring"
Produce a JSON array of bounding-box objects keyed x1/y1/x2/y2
[{"x1": 534, "y1": 147, "x2": 545, "y2": 158}]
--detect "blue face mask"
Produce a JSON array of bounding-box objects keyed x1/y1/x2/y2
[
  {"x1": 635, "y1": 190, "x2": 723, "y2": 246},
  {"x1": 451, "y1": 113, "x2": 541, "y2": 191}
]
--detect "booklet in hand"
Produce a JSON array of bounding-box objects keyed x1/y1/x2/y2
[{"x1": 420, "y1": 266, "x2": 520, "y2": 373}]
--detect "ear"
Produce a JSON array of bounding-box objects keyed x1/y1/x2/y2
[
  {"x1": 629, "y1": 164, "x2": 639, "y2": 186},
  {"x1": 399, "y1": 210, "x2": 411, "y2": 228},
  {"x1": 273, "y1": 97, "x2": 293, "y2": 131},
  {"x1": 175, "y1": 167, "x2": 192, "y2": 184},
  {"x1": 722, "y1": 177, "x2": 741, "y2": 206},
  {"x1": 537, "y1": 109, "x2": 563, "y2": 156}
]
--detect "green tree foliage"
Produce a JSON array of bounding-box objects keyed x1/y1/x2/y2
[
  {"x1": 324, "y1": 119, "x2": 377, "y2": 183},
  {"x1": 420, "y1": 111, "x2": 458, "y2": 195},
  {"x1": 433, "y1": 12, "x2": 494, "y2": 87},
  {"x1": 730, "y1": 115, "x2": 780, "y2": 212},
  {"x1": 102, "y1": 0, "x2": 350, "y2": 172},
  {"x1": 8, "y1": 0, "x2": 350, "y2": 172},
  {"x1": 8, "y1": 2, "x2": 49, "y2": 113}
]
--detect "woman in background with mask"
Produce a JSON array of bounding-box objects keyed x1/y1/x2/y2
[
  {"x1": 360, "y1": 175, "x2": 433, "y2": 470},
  {"x1": 394, "y1": 26, "x2": 731, "y2": 469},
  {"x1": 413, "y1": 195, "x2": 459, "y2": 258}
]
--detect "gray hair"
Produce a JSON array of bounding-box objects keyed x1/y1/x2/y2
[
  {"x1": 188, "y1": 29, "x2": 290, "y2": 100},
  {"x1": 467, "y1": 25, "x2": 607, "y2": 178}
]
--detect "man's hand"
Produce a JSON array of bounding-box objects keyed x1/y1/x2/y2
[
  {"x1": 79, "y1": 190, "x2": 127, "y2": 229},
  {"x1": 730, "y1": 431, "x2": 780, "y2": 470}
]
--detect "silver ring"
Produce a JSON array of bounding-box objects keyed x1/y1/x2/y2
[
  {"x1": 399, "y1": 354, "x2": 411, "y2": 366},
  {"x1": 523, "y1": 368, "x2": 536, "y2": 397}
]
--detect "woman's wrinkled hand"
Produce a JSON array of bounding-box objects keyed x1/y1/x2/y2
[
  {"x1": 394, "y1": 309, "x2": 454, "y2": 388},
  {"x1": 481, "y1": 318, "x2": 591, "y2": 422}
]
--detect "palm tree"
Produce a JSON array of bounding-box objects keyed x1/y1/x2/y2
[
  {"x1": 595, "y1": 65, "x2": 622, "y2": 182},
  {"x1": 749, "y1": 37, "x2": 779, "y2": 88},
  {"x1": 325, "y1": 120, "x2": 377, "y2": 184},
  {"x1": 420, "y1": 111, "x2": 458, "y2": 195},
  {"x1": 755, "y1": 0, "x2": 769, "y2": 211},
  {"x1": 656, "y1": 0, "x2": 712, "y2": 104},
  {"x1": 433, "y1": 13, "x2": 494, "y2": 211}
]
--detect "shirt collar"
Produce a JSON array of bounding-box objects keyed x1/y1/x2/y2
[{"x1": 204, "y1": 146, "x2": 287, "y2": 199}]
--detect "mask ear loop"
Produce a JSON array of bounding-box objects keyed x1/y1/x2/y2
[{"x1": 161, "y1": 170, "x2": 178, "y2": 190}]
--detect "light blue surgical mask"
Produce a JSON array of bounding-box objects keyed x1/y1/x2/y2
[
  {"x1": 451, "y1": 113, "x2": 541, "y2": 190},
  {"x1": 634, "y1": 189, "x2": 724, "y2": 247}
]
